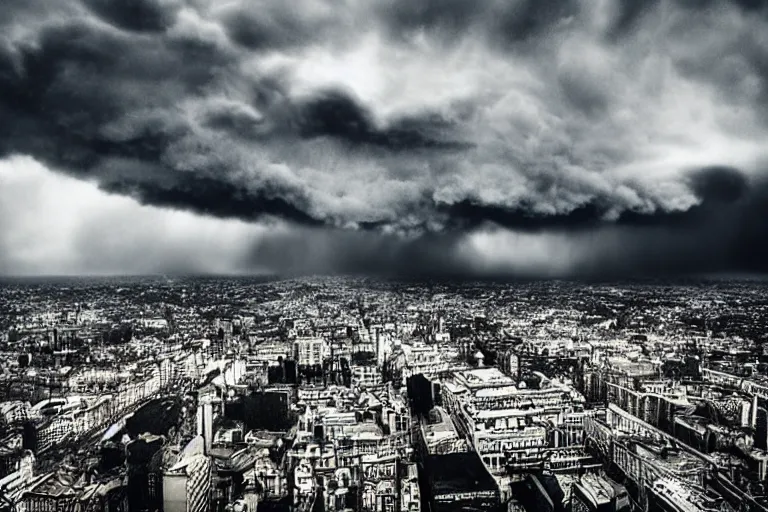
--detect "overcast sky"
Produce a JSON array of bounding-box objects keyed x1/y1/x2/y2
[{"x1": 2, "y1": 0, "x2": 768, "y2": 277}]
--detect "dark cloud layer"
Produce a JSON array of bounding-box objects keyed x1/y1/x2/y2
[
  {"x1": 296, "y1": 90, "x2": 472, "y2": 152},
  {"x1": 2, "y1": 157, "x2": 768, "y2": 279},
  {"x1": 82, "y1": 0, "x2": 182, "y2": 32},
  {"x1": 2, "y1": 0, "x2": 768, "y2": 276}
]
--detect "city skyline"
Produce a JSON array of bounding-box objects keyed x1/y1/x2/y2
[{"x1": 2, "y1": 1, "x2": 768, "y2": 277}]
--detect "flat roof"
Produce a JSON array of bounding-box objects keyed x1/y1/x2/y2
[
  {"x1": 424, "y1": 407, "x2": 456, "y2": 434},
  {"x1": 454, "y1": 367, "x2": 515, "y2": 389},
  {"x1": 424, "y1": 452, "x2": 498, "y2": 497},
  {"x1": 575, "y1": 473, "x2": 622, "y2": 506}
]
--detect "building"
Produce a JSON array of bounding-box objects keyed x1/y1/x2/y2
[
  {"x1": 126, "y1": 434, "x2": 166, "y2": 512},
  {"x1": 389, "y1": 343, "x2": 448, "y2": 385},
  {"x1": 21, "y1": 471, "x2": 81, "y2": 512},
  {"x1": 294, "y1": 338, "x2": 328, "y2": 367},
  {"x1": 227, "y1": 388, "x2": 292, "y2": 432},
  {"x1": 646, "y1": 478, "x2": 720, "y2": 512},
  {"x1": 523, "y1": 472, "x2": 568, "y2": 512},
  {"x1": 351, "y1": 354, "x2": 381, "y2": 389},
  {"x1": 249, "y1": 342, "x2": 293, "y2": 367},
  {"x1": 361, "y1": 455, "x2": 399, "y2": 512},
  {"x1": 571, "y1": 473, "x2": 630, "y2": 512},
  {"x1": 417, "y1": 407, "x2": 467, "y2": 456},
  {"x1": 422, "y1": 452, "x2": 501, "y2": 512},
  {"x1": 163, "y1": 436, "x2": 213, "y2": 512},
  {"x1": 399, "y1": 462, "x2": 421, "y2": 512},
  {"x1": 441, "y1": 367, "x2": 585, "y2": 476}
]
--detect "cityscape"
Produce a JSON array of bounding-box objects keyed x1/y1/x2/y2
[
  {"x1": 0, "y1": 276, "x2": 767, "y2": 512},
  {"x1": 3, "y1": 0, "x2": 768, "y2": 511}
]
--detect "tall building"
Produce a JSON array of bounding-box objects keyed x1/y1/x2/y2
[{"x1": 163, "y1": 436, "x2": 212, "y2": 512}]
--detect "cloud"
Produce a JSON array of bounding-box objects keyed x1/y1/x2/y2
[
  {"x1": 0, "y1": 157, "x2": 466, "y2": 277},
  {"x1": 0, "y1": 156, "x2": 267, "y2": 275},
  {"x1": 296, "y1": 89, "x2": 472, "y2": 152},
  {"x1": 3, "y1": 156, "x2": 768, "y2": 278},
  {"x1": 82, "y1": 0, "x2": 183, "y2": 33},
  {"x1": 2, "y1": 0, "x2": 768, "y2": 276}
]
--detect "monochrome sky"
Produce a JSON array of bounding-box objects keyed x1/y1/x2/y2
[{"x1": 2, "y1": 0, "x2": 768, "y2": 277}]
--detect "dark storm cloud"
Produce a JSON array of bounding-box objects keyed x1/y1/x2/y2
[
  {"x1": 219, "y1": 2, "x2": 330, "y2": 51},
  {"x1": 733, "y1": 0, "x2": 768, "y2": 10},
  {"x1": 437, "y1": 200, "x2": 606, "y2": 232},
  {"x1": 688, "y1": 166, "x2": 749, "y2": 203},
  {"x1": 2, "y1": 0, "x2": 768, "y2": 276},
  {"x1": 663, "y1": 2, "x2": 768, "y2": 127},
  {"x1": 434, "y1": 166, "x2": 752, "y2": 232},
  {"x1": 677, "y1": 0, "x2": 768, "y2": 11},
  {"x1": 605, "y1": 0, "x2": 660, "y2": 40},
  {"x1": 100, "y1": 174, "x2": 322, "y2": 225},
  {"x1": 0, "y1": 9, "x2": 473, "y2": 227},
  {"x1": 236, "y1": 178, "x2": 768, "y2": 278},
  {"x1": 3, "y1": 157, "x2": 768, "y2": 278},
  {"x1": 82, "y1": 0, "x2": 182, "y2": 32},
  {"x1": 296, "y1": 90, "x2": 472, "y2": 152},
  {"x1": 0, "y1": 17, "x2": 315, "y2": 223},
  {"x1": 494, "y1": 0, "x2": 580, "y2": 45},
  {"x1": 202, "y1": 102, "x2": 267, "y2": 141},
  {"x1": 608, "y1": 166, "x2": 752, "y2": 228},
  {"x1": 379, "y1": 0, "x2": 580, "y2": 48},
  {"x1": 596, "y1": 177, "x2": 768, "y2": 277},
  {"x1": 442, "y1": 181, "x2": 768, "y2": 280},
  {"x1": 235, "y1": 165, "x2": 768, "y2": 279}
]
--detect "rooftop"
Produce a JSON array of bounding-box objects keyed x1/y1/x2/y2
[
  {"x1": 576, "y1": 473, "x2": 623, "y2": 506},
  {"x1": 632, "y1": 441, "x2": 706, "y2": 476},
  {"x1": 424, "y1": 452, "x2": 498, "y2": 498},
  {"x1": 424, "y1": 407, "x2": 455, "y2": 434},
  {"x1": 454, "y1": 367, "x2": 515, "y2": 389}
]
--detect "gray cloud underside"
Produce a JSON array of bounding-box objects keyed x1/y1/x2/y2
[
  {"x1": 3, "y1": 0, "x2": 768, "y2": 276},
  {"x1": 2, "y1": 158, "x2": 768, "y2": 278}
]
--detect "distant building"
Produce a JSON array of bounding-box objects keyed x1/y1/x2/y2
[
  {"x1": 226, "y1": 389, "x2": 292, "y2": 432},
  {"x1": 21, "y1": 471, "x2": 81, "y2": 512},
  {"x1": 351, "y1": 353, "x2": 381, "y2": 389},
  {"x1": 249, "y1": 342, "x2": 293, "y2": 367},
  {"x1": 400, "y1": 462, "x2": 421, "y2": 512},
  {"x1": 294, "y1": 338, "x2": 328, "y2": 367}
]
